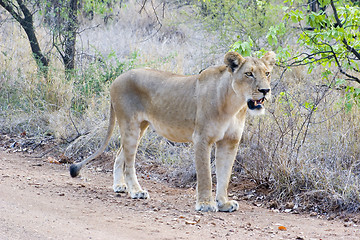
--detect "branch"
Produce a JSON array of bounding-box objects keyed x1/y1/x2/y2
[
  {"x1": 330, "y1": 0, "x2": 360, "y2": 60},
  {"x1": 16, "y1": 0, "x2": 31, "y2": 21},
  {"x1": 53, "y1": 41, "x2": 65, "y2": 61},
  {"x1": 323, "y1": 31, "x2": 360, "y2": 84},
  {"x1": 339, "y1": 69, "x2": 360, "y2": 84},
  {"x1": 330, "y1": 0, "x2": 342, "y2": 27},
  {"x1": 347, "y1": 57, "x2": 360, "y2": 73},
  {"x1": 137, "y1": 0, "x2": 163, "y2": 43},
  {"x1": 69, "y1": 108, "x2": 80, "y2": 137},
  {"x1": 278, "y1": 51, "x2": 334, "y2": 67},
  {"x1": 282, "y1": 49, "x2": 360, "y2": 84},
  {"x1": 283, "y1": 14, "x2": 360, "y2": 84},
  {"x1": 139, "y1": 0, "x2": 148, "y2": 14},
  {"x1": 0, "y1": 0, "x2": 22, "y2": 22}
]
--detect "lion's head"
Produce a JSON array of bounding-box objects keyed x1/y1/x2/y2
[{"x1": 224, "y1": 51, "x2": 276, "y2": 115}]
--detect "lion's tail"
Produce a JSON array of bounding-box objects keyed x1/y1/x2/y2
[{"x1": 69, "y1": 102, "x2": 116, "y2": 178}]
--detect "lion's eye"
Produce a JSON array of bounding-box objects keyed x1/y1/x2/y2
[
  {"x1": 265, "y1": 72, "x2": 270, "y2": 77},
  {"x1": 245, "y1": 72, "x2": 254, "y2": 77}
]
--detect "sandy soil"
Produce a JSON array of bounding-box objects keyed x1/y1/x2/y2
[{"x1": 0, "y1": 150, "x2": 359, "y2": 240}]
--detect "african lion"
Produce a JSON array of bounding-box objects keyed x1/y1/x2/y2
[{"x1": 70, "y1": 51, "x2": 276, "y2": 212}]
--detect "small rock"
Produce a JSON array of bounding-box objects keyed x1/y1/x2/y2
[
  {"x1": 327, "y1": 214, "x2": 336, "y2": 220},
  {"x1": 344, "y1": 222, "x2": 353, "y2": 227},
  {"x1": 269, "y1": 200, "x2": 278, "y2": 209},
  {"x1": 245, "y1": 194, "x2": 254, "y2": 200},
  {"x1": 285, "y1": 202, "x2": 295, "y2": 209},
  {"x1": 310, "y1": 212, "x2": 317, "y2": 217},
  {"x1": 232, "y1": 195, "x2": 239, "y2": 200},
  {"x1": 193, "y1": 215, "x2": 201, "y2": 223}
]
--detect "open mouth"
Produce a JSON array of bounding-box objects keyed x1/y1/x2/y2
[{"x1": 247, "y1": 97, "x2": 265, "y2": 110}]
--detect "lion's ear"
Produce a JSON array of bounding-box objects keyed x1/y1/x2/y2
[
  {"x1": 224, "y1": 52, "x2": 245, "y2": 73},
  {"x1": 261, "y1": 51, "x2": 276, "y2": 69}
]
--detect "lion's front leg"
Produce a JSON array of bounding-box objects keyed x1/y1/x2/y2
[
  {"x1": 194, "y1": 137, "x2": 217, "y2": 212},
  {"x1": 215, "y1": 138, "x2": 240, "y2": 212}
]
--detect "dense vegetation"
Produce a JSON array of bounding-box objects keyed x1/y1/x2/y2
[{"x1": 1, "y1": 0, "x2": 360, "y2": 214}]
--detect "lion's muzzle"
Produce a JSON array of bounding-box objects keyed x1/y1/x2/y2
[{"x1": 247, "y1": 97, "x2": 265, "y2": 110}]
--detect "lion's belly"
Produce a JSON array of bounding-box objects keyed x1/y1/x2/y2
[
  {"x1": 144, "y1": 101, "x2": 196, "y2": 143},
  {"x1": 149, "y1": 119, "x2": 194, "y2": 143}
]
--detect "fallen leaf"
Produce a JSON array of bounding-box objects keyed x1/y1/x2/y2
[
  {"x1": 48, "y1": 157, "x2": 60, "y2": 164},
  {"x1": 59, "y1": 154, "x2": 73, "y2": 164},
  {"x1": 185, "y1": 220, "x2": 198, "y2": 225},
  {"x1": 193, "y1": 215, "x2": 201, "y2": 223},
  {"x1": 278, "y1": 226, "x2": 287, "y2": 231}
]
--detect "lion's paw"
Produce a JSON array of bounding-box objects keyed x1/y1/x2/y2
[
  {"x1": 130, "y1": 190, "x2": 149, "y2": 199},
  {"x1": 217, "y1": 200, "x2": 239, "y2": 212},
  {"x1": 195, "y1": 201, "x2": 218, "y2": 212},
  {"x1": 113, "y1": 184, "x2": 127, "y2": 193}
]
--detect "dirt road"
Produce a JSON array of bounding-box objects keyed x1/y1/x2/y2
[{"x1": 0, "y1": 151, "x2": 359, "y2": 240}]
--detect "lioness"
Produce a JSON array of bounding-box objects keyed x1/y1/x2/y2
[{"x1": 70, "y1": 51, "x2": 276, "y2": 212}]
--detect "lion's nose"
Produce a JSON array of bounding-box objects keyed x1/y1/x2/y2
[{"x1": 258, "y1": 88, "x2": 270, "y2": 95}]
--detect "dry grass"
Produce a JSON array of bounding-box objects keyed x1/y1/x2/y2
[
  {"x1": 1, "y1": 1, "x2": 360, "y2": 214},
  {"x1": 237, "y1": 65, "x2": 360, "y2": 212}
]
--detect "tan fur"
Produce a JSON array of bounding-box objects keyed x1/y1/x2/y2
[{"x1": 70, "y1": 51, "x2": 276, "y2": 212}]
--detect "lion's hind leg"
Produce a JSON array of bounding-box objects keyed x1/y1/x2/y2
[
  {"x1": 118, "y1": 121, "x2": 149, "y2": 199},
  {"x1": 113, "y1": 147, "x2": 127, "y2": 193}
]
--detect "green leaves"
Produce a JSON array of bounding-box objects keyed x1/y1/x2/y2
[
  {"x1": 228, "y1": 0, "x2": 360, "y2": 111},
  {"x1": 231, "y1": 39, "x2": 253, "y2": 57},
  {"x1": 306, "y1": 11, "x2": 328, "y2": 29},
  {"x1": 84, "y1": 0, "x2": 115, "y2": 15},
  {"x1": 304, "y1": 101, "x2": 317, "y2": 112},
  {"x1": 344, "y1": 87, "x2": 360, "y2": 111},
  {"x1": 281, "y1": 0, "x2": 360, "y2": 85},
  {"x1": 267, "y1": 26, "x2": 279, "y2": 46},
  {"x1": 266, "y1": 23, "x2": 286, "y2": 47},
  {"x1": 285, "y1": 9, "x2": 304, "y2": 23}
]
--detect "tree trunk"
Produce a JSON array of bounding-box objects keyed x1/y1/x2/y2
[
  {"x1": 20, "y1": 7, "x2": 49, "y2": 74},
  {"x1": 63, "y1": 0, "x2": 78, "y2": 76},
  {"x1": 0, "y1": 0, "x2": 49, "y2": 76}
]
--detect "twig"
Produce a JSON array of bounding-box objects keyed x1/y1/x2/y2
[
  {"x1": 137, "y1": 0, "x2": 163, "y2": 43},
  {"x1": 139, "y1": 0, "x2": 148, "y2": 14},
  {"x1": 235, "y1": 159, "x2": 261, "y2": 184},
  {"x1": 33, "y1": 146, "x2": 57, "y2": 158},
  {"x1": 69, "y1": 108, "x2": 80, "y2": 137}
]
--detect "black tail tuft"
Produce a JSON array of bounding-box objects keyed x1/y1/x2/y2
[{"x1": 70, "y1": 164, "x2": 81, "y2": 178}]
